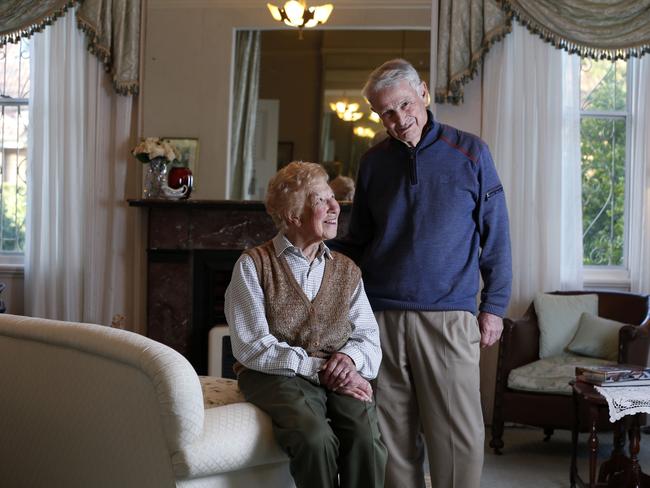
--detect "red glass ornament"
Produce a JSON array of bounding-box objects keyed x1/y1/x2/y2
[{"x1": 168, "y1": 167, "x2": 193, "y2": 199}]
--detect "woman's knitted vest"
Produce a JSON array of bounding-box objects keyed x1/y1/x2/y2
[{"x1": 244, "y1": 241, "x2": 361, "y2": 357}]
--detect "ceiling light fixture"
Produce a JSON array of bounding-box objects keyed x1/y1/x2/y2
[
  {"x1": 329, "y1": 101, "x2": 363, "y2": 122},
  {"x1": 267, "y1": 1, "x2": 334, "y2": 39},
  {"x1": 353, "y1": 127, "x2": 376, "y2": 139}
]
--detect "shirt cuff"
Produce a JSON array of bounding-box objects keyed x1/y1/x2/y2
[
  {"x1": 296, "y1": 356, "x2": 325, "y2": 381},
  {"x1": 479, "y1": 302, "x2": 506, "y2": 318}
]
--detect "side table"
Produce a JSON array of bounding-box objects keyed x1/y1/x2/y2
[{"x1": 570, "y1": 381, "x2": 650, "y2": 487}]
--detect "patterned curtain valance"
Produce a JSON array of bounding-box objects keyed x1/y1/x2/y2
[
  {"x1": 0, "y1": 0, "x2": 141, "y2": 96},
  {"x1": 76, "y1": 0, "x2": 142, "y2": 95},
  {"x1": 435, "y1": 0, "x2": 512, "y2": 105},
  {"x1": 500, "y1": 0, "x2": 650, "y2": 61},
  {"x1": 0, "y1": 0, "x2": 79, "y2": 45}
]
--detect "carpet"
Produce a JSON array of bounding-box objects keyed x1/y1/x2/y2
[{"x1": 420, "y1": 425, "x2": 650, "y2": 488}]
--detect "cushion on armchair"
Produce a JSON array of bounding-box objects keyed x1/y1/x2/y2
[
  {"x1": 507, "y1": 354, "x2": 614, "y2": 395},
  {"x1": 566, "y1": 312, "x2": 627, "y2": 361},
  {"x1": 199, "y1": 376, "x2": 245, "y2": 408},
  {"x1": 534, "y1": 293, "x2": 598, "y2": 358}
]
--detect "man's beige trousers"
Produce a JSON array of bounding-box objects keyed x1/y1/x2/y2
[{"x1": 375, "y1": 310, "x2": 484, "y2": 488}]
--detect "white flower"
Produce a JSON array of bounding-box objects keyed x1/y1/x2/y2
[{"x1": 132, "y1": 137, "x2": 178, "y2": 163}]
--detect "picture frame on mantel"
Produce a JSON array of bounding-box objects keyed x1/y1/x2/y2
[{"x1": 164, "y1": 137, "x2": 199, "y2": 173}]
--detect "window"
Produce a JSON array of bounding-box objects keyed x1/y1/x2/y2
[
  {"x1": 579, "y1": 59, "x2": 628, "y2": 274},
  {"x1": 0, "y1": 39, "x2": 28, "y2": 259}
]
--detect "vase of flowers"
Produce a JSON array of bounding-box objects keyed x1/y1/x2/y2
[{"x1": 132, "y1": 137, "x2": 178, "y2": 198}]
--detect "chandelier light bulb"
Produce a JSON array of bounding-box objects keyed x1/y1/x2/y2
[
  {"x1": 267, "y1": 3, "x2": 283, "y2": 21},
  {"x1": 312, "y1": 4, "x2": 333, "y2": 23},
  {"x1": 284, "y1": 0, "x2": 305, "y2": 24},
  {"x1": 354, "y1": 126, "x2": 376, "y2": 138}
]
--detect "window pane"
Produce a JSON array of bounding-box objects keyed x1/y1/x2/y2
[
  {"x1": 580, "y1": 59, "x2": 627, "y2": 112},
  {"x1": 581, "y1": 117, "x2": 626, "y2": 265},
  {"x1": 0, "y1": 39, "x2": 29, "y2": 254},
  {"x1": 1, "y1": 40, "x2": 30, "y2": 99}
]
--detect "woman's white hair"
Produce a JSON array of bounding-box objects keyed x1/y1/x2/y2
[
  {"x1": 265, "y1": 161, "x2": 329, "y2": 232},
  {"x1": 362, "y1": 58, "x2": 422, "y2": 101}
]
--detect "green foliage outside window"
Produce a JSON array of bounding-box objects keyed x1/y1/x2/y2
[{"x1": 580, "y1": 60, "x2": 627, "y2": 266}]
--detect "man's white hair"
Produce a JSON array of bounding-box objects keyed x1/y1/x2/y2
[{"x1": 362, "y1": 58, "x2": 423, "y2": 101}]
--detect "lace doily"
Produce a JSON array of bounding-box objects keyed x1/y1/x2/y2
[{"x1": 595, "y1": 385, "x2": 650, "y2": 422}]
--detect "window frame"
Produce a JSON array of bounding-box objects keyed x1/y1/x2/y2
[
  {"x1": 0, "y1": 41, "x2": 29, "y2": 269},
  {"x1": 580, "y1": 61, "x2": 632, "y2": 288}
]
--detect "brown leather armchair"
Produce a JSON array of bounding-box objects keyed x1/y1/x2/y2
[{"x1": 490, "y1": 290, "x2": 650, "y2": 454}]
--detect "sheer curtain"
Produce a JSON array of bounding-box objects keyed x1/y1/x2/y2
[
  {"x1": 229, "y1": 30, "x2": 260, "y2": 199},
  {"x1": 26, "y1": 10, "x2": 138, "y2": 327},
  {"x1": 628, "y1": 56, "x2": 650, "y2": 294},
  {"x1": 482, "y1": 23, "x2": 583, "y2": 317}
]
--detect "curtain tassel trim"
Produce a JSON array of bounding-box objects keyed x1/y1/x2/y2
[
  {"x1": 435, "y1": 19, "x2": 514, "y2": 105},
  {"x1": 0, "y1": 0, "x2": 81, "y2": 46},
  {"x1": 76, "y1": 16, "x2": 139, "y2": 96},
  {"x1": 499, "y1": 1, "x2": 650, "y2": 61}
]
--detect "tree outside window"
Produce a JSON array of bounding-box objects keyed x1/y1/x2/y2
[{"x1": 580, "y1": 59, "x2": 627, "y2": 266}]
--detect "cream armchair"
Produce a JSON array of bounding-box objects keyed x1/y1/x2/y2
[{"x1": 0, "y1": 314, "x2": 294, "y2": 488}]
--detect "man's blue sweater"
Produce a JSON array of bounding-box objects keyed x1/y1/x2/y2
[{"x1": 332, "y1": 113, "x2": 512, "y2": 317}]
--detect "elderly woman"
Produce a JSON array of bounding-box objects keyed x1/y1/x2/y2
[{"x1": 225, "y1": 161, "x2": 386, "y2": 488}]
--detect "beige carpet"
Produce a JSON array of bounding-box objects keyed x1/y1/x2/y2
[{"x1": 421, "y1": 425, "x2": 650, "y2": 488}]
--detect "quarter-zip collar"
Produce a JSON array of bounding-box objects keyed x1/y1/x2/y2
[{"x1": 389, "y1": 110, "x2": 440, "y2": 185}]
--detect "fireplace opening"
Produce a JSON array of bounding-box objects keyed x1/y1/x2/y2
[{"x1": 192, "y1": 249, "x2": 242, "y2": 376}]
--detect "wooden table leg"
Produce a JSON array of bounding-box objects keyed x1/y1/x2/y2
[
  {"x1": 571, "y1": 388, "x2": 579, "y2": 488},
  {"x1": 599, "y1": 419, "x2": 626, "y2": 483},
  {"x1": 629, "y1": 415, "x2": 641, "y2": 488},
  {"x1": 588, "y1": 403, "x2": 599, "y2": 487}
]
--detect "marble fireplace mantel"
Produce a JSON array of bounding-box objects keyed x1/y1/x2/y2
[{"x1": 129, "y1": 199, "x2": 350, "y2": 374}]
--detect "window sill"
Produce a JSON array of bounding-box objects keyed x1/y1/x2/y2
[
  {"x1": 583, "y1": 266, "x2": 630, "y2": 291},
  {"x1": 0, "y1": 253, "x2": 25, "y2": 276},
  {"x1": 0, "y1": 264, "x2": 24, "y2": 276}
]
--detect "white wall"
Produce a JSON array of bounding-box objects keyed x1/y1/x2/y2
[{"x1": 144, "y1": 0, "x2": 432, "y2": 199}]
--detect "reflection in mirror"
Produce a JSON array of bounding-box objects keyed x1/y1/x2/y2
[{"x1": 234, "y1": 29, "x2": 430, "y2": 200}]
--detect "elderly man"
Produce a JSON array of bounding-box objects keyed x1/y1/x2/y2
[
  {"x1": 330, "y1": 59, "x2": 512, "y2": 488},
  {"x1": 225, "y1": 161, "x2": 387, "y2": 488}
]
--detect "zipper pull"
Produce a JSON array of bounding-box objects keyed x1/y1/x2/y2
[{"x1": 409, "y1": 148, "x2": 418, "y2": 185}]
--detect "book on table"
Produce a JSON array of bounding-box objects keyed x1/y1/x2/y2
[{"x1": 575, "y1": 364, "x2": 650, "y2": 387}]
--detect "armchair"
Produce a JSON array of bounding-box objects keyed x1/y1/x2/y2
[
  {"x1": 0, "y1": 314, "x2": 294, "y2": 487},
  {"x1": 490, "y1": 291, "x2": 650, "y2": 454}
]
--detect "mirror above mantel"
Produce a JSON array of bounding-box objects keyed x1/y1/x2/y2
[{"x1": 234, "y1": 29, "x2": 430, "y2": 200}]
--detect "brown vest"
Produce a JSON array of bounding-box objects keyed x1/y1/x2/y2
[{"x1": 244, "y1": 240, "x2": 361, "y2": 357}]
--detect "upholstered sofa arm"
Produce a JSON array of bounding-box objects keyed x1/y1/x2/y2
[
  {"x1": 172, "y1": 403, "x2": 288, "y2": 479},
  {"x1": 619, "y1": 323, "x2": 650, "y2": 366},
  {"x1": 498, "y1": 315, "x2": 540, "y2": 382}
]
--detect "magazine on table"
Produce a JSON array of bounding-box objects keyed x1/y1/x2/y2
[{"x1": 575, "y1": 364, "x2": 650, "y2": 387}]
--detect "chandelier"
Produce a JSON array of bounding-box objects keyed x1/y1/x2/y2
[
  {"x1": 329, "y1": 101, "x2": 363, "y2": 122},
  {"x1": 267, "y1": 1, "x2": 334, "y2": 39}
]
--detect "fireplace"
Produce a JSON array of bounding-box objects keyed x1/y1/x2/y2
[{"x1": 129, "y1": 199, "x2": 350, "y2": 375}]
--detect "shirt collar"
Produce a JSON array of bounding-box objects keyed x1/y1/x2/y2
[{"x1": 273, "y1": 233, "x2": 333, "y2": 260}]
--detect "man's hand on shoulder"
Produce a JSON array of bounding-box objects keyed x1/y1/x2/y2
[{"x1": 478, "y1": 311, "x2": 503, "y2": 348}]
